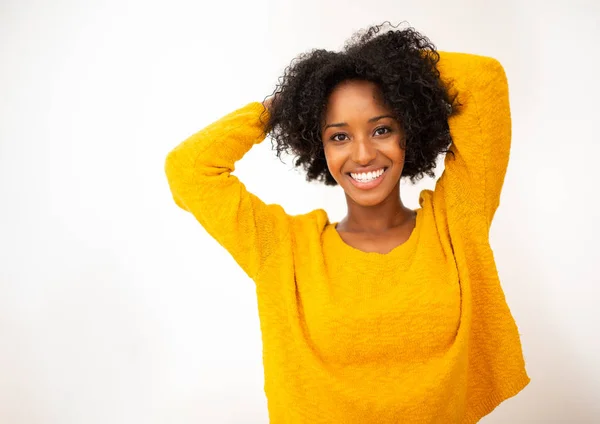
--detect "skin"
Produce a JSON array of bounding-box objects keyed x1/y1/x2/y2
[
  {"x1": 320, "y1": 79, "x2": 417, "y2": 254},
  {"x1": 262, "y1": 79, "x2": 417, "y2": 254}
]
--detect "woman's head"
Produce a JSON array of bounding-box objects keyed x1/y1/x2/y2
[{"x1": 264, "y1": 23, "x2": 457, "y2": 205}]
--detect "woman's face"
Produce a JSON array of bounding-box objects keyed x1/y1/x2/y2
[{"x1": 321, "y1": 80, "x2": 406, "y2": 207}]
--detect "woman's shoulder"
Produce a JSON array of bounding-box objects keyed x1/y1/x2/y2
[{"x1": 290, "y1": 208, "x2": 330, "y2": 232}]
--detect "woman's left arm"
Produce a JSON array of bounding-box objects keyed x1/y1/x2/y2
[{"x1": 433, "y1": 52, "x2": 511, "y2": 229}]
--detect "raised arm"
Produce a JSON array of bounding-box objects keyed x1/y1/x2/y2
[
  {"x1": 433, "y1": 52, "x2": 512, "y2": 230},
  {"x1": 164, "y1": 102, "x2": 289, "y2": 280}
]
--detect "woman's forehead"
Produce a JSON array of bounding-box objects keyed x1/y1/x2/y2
[{"x1": 324, "y1": 83, "x2": 391, "y2": 120}]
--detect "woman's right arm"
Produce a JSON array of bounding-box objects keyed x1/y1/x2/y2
[{"x1": 164, "y1": 101, "x2": 289, "y2": 280}]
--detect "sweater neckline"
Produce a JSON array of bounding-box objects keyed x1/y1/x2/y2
[{"x1": 324, "y1": 207, "x2": 423, "y2": 269}]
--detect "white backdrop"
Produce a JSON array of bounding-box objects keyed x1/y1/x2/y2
[{"x1": 1, "y1": 0, "x2": 599, "y2": 422}]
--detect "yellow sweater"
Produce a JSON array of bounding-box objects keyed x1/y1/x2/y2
[{"x1": 165, "y1": 52, "x2": 530, "y2": 423}]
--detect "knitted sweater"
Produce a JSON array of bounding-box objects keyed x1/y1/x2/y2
[{"x1": 165, "y1": 52, "x2": 530, "y2": 423}]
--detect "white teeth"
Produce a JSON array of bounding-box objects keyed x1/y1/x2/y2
[{"x1": 350, "y1": 168, "x2": 385, "y2": 182}]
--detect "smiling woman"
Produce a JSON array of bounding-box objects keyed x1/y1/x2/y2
[
  {"x1": 165, "y1": 22, "x2": 529, "y2": 424},
  {"x1": 319, "y1": 78, "x2": 417, "y2": 252},
  {"x1": 322, "y1": 80, "x2": 405, "y2": 203},
  {"x1": 322, "y1": 80, "x2": 407, "y2": 211},
  {"x1": 267, "y1": 25, "x2": 454, "y2": 188}
]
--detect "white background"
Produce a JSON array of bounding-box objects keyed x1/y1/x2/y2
[{"x1": 2, "y1": 0, "x2": 599, "y2": 422}]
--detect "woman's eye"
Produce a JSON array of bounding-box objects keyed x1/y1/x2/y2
[
  {"x1": 330, "y1": 127, "x2": 390, "y2": 142},
  {"x1": 375, "y1": 126, "x2": 391, "y2": 136}
]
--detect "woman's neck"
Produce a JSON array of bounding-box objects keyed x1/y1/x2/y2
[{"x1": 339, "y1": 185, "x2": 414, "y2": 234}]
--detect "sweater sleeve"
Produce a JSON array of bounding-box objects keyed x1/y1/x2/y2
[
  {"x1": 433, "y1": 52, "x2": 512, "y2": 230},
  {"x1": 164, "y1": 102, "x2": 289, "y2": 280}
]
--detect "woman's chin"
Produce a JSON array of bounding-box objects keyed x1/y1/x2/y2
[{"x1": 345, "y1": 188, "x2": 388, "y2": 208}]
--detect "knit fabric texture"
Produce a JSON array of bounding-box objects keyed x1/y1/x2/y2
[{"x1": 165, "y1": 52, "x2": 530, "y2": 423}]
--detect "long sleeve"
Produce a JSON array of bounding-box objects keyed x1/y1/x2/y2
[
  {"x1": 433, "y1": 52, "x2": 512, "y2": 230},
  {"x1": 164, "y1": 102, "x2": 290, "y2": 280}
]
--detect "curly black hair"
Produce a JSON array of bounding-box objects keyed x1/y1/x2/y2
[{"x1": 261, "y1": 22, "x2": 458, "y2": 186}]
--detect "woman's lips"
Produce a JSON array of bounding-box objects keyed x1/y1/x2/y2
[{"x1": 347, "y1": 168, "x2": 387, "y2": 190}]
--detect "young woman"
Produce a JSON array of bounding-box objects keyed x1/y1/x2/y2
[{"x1": 165, "y1": 23, "x2": 529, "y2": 424}]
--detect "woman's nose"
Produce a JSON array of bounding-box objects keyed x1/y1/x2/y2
[{"x1": 351, "y1": 137, "x2": 377, "y2": 165}]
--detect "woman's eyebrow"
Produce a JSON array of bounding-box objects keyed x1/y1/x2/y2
[{"x1": 323, "y1": 115, "x2": 395, "y2": 130}]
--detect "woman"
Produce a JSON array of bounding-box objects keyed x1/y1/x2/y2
[{"x1": 165, "y1": 23, "x2": 529, "y2": 423}]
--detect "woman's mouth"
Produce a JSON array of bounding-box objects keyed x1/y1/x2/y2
[{"x1": 347, "y1": 167, "x2": 387, "y2": 190}]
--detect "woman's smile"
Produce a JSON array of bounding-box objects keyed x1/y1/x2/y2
[{"x1": 347, "y1": 167, "x2": 388, "y2": 190}]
